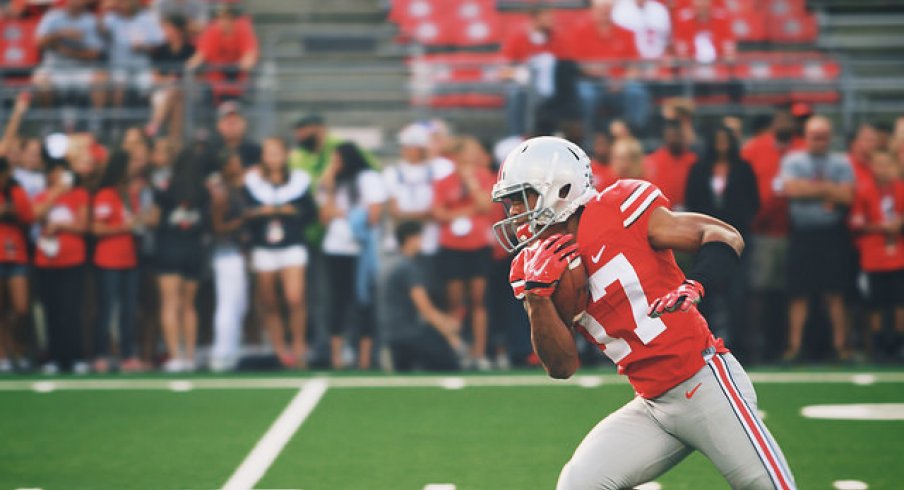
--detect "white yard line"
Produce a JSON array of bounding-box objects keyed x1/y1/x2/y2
[
  {"x1": 221, "y1": 379, "x2": 329, "y2": 490},
  {"x1": 0, "y1": 372, "x2": 902, "y2": 392}
]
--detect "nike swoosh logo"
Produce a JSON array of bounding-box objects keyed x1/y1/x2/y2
[
  {"x1": 685, "y1": 382, "x2": 703, "y2": 399},
  {"x1": 591, "y1": 245, "x2": 606, "y2": 264}
]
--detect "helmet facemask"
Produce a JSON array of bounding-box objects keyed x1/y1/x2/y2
[{"x1": 492, "y1": 181, "x2": 579, "y2": 254}]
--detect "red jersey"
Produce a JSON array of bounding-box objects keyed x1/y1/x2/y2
[
  {"x1": 562, "y1": 19, "x2": 638, "y2": 67},
  {"x1": 672, "y1": 8, "x2": 736, "y2": 61},
  {"x1": 92, "y1": 188, "x2": 137, "y2": 269},
  {"x1": 501, "y1": 27, "x2": 566, "y2": 62},
  {"x1": 849, "y1": 179, "x2": 904, "y2": 272},
  {"x1": 742, "y1": 133, "x2": 804, "y2": 236},
  {"x1": 591, "y1": 161, "x2": 618, "y2": 192},
  {"x1": 197, "y1": 17, "x2": 258, "y2": 65},
  {"x1": 33, "y1": 188, "x2": 89, "y2": 268},
  {"x1": 642, "y1": 147, "x2": 697, "y2": 210},
  {"x1": 433, "y1": 168, "x2": 495, "y2": 251},
  {"x1": 0, "y1": 185, "x2": 33, "y2": 264},
  {"x1": 575, "y1": 180, "x2": 726, "y2": 398}
]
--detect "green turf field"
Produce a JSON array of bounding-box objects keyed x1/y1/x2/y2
[{"x1": 0, "y1": 370, "x2": 902, "y2": 490}]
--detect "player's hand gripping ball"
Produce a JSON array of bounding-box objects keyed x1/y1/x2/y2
[
  {"x1": 511, "y1": 234, "x2": 589, "y2": 325},
  {"x1": 648, "y1": 280, "x2": 705, "y2": 318}
]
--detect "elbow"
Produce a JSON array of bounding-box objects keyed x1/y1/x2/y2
[
  {"x1": 546, "y1": 358, "x2": 578, "y2": 380},
  {"x1": 730, "y1": 230, "x2": 745, "y2": 255}
]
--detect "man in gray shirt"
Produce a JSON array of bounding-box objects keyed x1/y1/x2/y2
[
  {"x1": 32, "y1": 0, "x2": 107, "y2": 109},
  {"x1": 379, "y1": 221, "x2": 460, "y2": 371},
  {"x1": 779, "y1": 115, "x2": 855, "y2": 362}
]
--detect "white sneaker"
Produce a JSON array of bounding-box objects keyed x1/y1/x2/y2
[
  {"x1": 41, "y1": 362, "x2": 59, "y2": 375},
  {"x1": 495, "y1": 353, "x2": 512, "y2": 370},
  {"x1": 72, "y1": 361, "x2": 91, "y2": 375},
  {"x1": 0, "y1": 358, "x2": 12, "y2": 373},
  {"x1": 182, "y1": 358, "x2": 197, "y2": 372},
  {"x1": 162, "y1": 358, "x2": 184, "y2": 373},
  {"x1": 474, "y1": 357, "x2": 493, "y2": 372}
]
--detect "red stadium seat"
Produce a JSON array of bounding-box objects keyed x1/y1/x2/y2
[
  {"x1": 732, "y1": 11, "x2": 767, "y2": 42},
  {"x1": 768, "y1": 13, "x2": 818, "y2": 43},
  {"x1": 0, "y1": 18, "x2": 40, "y2": 69}
]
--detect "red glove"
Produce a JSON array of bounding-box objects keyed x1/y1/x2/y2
[
  {"x1": 520, "y1": 234, "x2": 579, "y2": 297},
  {"x1": 648, "y1": 280, "x2": 705, "y2": 318}
]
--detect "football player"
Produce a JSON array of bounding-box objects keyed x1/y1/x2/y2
[{"x1": 494, "y1": 136, "x2": 796, "y2": 490}]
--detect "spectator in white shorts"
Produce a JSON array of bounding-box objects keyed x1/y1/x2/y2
[
  {"x1": 100, "y1": 0, "x2": 164, "y2": 107},
  {"x1": 243, "y1": 138, "x2": 316, "y2": 368},
  {"x1": 32, "y1": 0, "x2": 107, "y2": 110}
]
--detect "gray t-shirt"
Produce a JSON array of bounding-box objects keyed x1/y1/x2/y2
[
  {"x1": 103, "y1": 10, "x2": 164, "y2": 69},
  {"x1": 36, "y1": 9, "x2": 105, "y2": 67},
  {"x1": 780, "y1": 150, "x2": 854, "y2": 229},
  {"x1": 378, "y1": 254, "x2": 426, "y2": 342}
]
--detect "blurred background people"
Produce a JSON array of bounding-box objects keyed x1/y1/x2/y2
[
  {"x1": 209, "y1": 151, "x2": 248, "y2": 372},
  {"x1": 849, "y1": 150, "x2": 904, "y2": 360},
  {"x1": 644, "y1": 120, "x2": 698, "y2": 211},
  {"x1": 432, "y1": 137, "x2": 495, "y2": 369},
  {"x1": 0, "y1": 156, "x2": 33, "y2": 372},
  {"x1": 91, "y1": 151, "x2": 143, "y2": 373},
  {"x1": 100, "y1": 0, "x2": 164, "y2": 108},
  {"x1": 379, "y1": 221, "x2": 461, "y2": 372},
  {"x1": 317, "y1": 142, "x2": 386, "y2": 370},
  {"x1": 32, "y1": 157, "x2": 89, "y2": 374},
  {"x1": 148, "y1": 146, "x2": 208, "y2": 372},
  {"x1": 244, "y1": 138, "x2": 315, "y2": 368},
  {"x1": 148, "y1": 13, "x2": 196, "y2": 141},
  {"x1": 780, "y1": 116, "x2": 855, "y2": 362},
  {"x1": 684, "y1": 125, "x2": 759, "y2": 357},
  {"x1": 32, "y1": 0, "x2": 107, "y2": 114}
]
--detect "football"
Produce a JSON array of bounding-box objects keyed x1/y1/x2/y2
[{"x1": 552, "y1": 257, "x2": 590, "y2": 326}]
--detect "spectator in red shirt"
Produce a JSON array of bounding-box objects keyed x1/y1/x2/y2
[
  {"x1": 0, "y1": 157, "x2": 33, "y2": 372},
  {"x1": 673, "y1": 0, "x2": 736, "y2": 63},
  {"x1": 742, "y1": 107, "x2": 804, "y2": 362},
  {"x1": 848, "y1": 150, "x2": 904, "y2": 360},
  {"x1": 500, "y1": 7, "x2": 564, "y2": 136},
  {"x1": 32, "y1": 158, "x2": 89, "y2": 373},
  {"x1": 590, "y1": 130, "x2": 617, "y2": 190},
  {"x1": 643, "y1": 120, "x2": 697, "y2": 210},
  {"x1": 567, "y1": 0, "x2": 651, "y2": 139},
  {"x1": 187, "y1": 4, "x2": 258, "y2": 101},
  {"x1": 433, "y1": 137, "x2": 495, "y2": 370},
  {"x1": 849, "y1": 122, "x2": 881, "y2": 198},
  {"x1": 91, "y1": 151, "x2": 143, "y2": 373}
]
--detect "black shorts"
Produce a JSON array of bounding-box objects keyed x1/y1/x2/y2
[
  {"x1": 437, "y1": 247, "x2": 492, "y2": 283},
  {"x1": 156, "y1": 248, "x2": 205, "y2": 280},
  {"x1": 787, "y1": 226, "x2": 850, "y2": 296},
  {"x1": 866, "y1": 270, "x2": 904, "y2": 309}
]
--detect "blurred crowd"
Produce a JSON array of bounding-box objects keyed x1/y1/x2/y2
[
  {"x1": 1, "y1": 0, "x2": 259, "y2": 135},
  {"x1": 501, "y1": 0, "x2": 744, "y2": 138},
  {"x1": 1, "y1": 89, "x2": 904, "y2": 375}
]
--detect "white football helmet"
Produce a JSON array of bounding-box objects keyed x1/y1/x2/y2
[{"x1": 492, "y1": 136, "x2": 596, "y2": 253}]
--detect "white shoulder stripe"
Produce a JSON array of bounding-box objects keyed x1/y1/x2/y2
[
  {"x1": 619, "y1": 181, "x2": 651, "y2": 212},
  {"x1": 623, "y1": 188, "x2": 662, "y2": 228}
]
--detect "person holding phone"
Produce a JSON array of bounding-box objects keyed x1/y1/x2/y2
[{"x1": 32, "y1": 159, "x2": 90, "y2": 373}]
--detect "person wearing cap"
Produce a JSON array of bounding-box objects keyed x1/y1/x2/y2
[
  {"x1": 288, "y1": 115, "x2": 342, "y2": 183},
  {"x1": 383, "y1": 123, "x2": 453, "y2": 253},
  {"x1": 215, "y1": 101, "x2": 261, "y2": 170}
]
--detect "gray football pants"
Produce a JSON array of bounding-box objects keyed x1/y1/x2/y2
[{"x1": 557, "y1": 354, "x2": 796, "y2": 490}]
